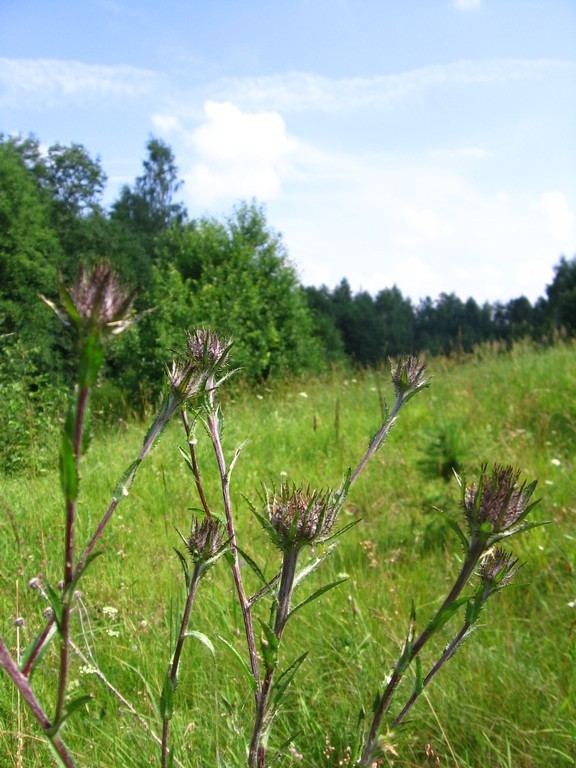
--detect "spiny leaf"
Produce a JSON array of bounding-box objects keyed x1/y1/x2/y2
[
  {"x1": 112, "y1": 459, "x2": 141, "y2": 502},
  {"x1": 184, "y1": 630, "x2": 216, "y2": 659},
  {"x1": 288, "y1": 577, "x2": 348, "y2": 621},
  {"x1": 173, "y1": 547, "x2": 190, "y2": 590},
  {"x1": 216, "y1": 636, "x2": 257, "y2": 691},
  {"x1": 259, "y1": 619, "x2": 279, "y2": 671},
  {"x1": 19, "y1": 622, "x2": 58, "y2": 679},
  {"x1": 160, "y1": 666, "x2": 176, "y2": 721},
  {"x1": 271, "y1": 651, "x2": 308, "y2": 709},
  {"x1": 59, "y1": 433, "x2": 78, "y2": 502}
]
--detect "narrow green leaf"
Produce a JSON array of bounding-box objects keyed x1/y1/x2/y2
[
  {"x1": 236, "y1": 546, "x2": 272, "y2": 592},
  {"x1": 228, "y1": 439, "x2": 248, "y2": 479},
  {"x1": 270, "y1": 732, "x2": 303, "y2": 765},
  {"x1": 350, "y1": 706, "x2": 366, "y2": 763},
  {"x1": 426, "y1": 596, "x2": 468, "y2": 637},
  {"x1": 258, "y1": 619, "x2": 279, "y2": 670},
  {"x1": 66, "y1": 551, "x2": 104, "y2": 600},
  {"x1": 173, "y1": 547, "x2": 191, "y2": 590},
  {"x1": 61, "y1": 694, "x2": 93, "y2": 725},
  {"x1": 178, "y1": 445, "x2": 194, "y2": 474},
  {"x1": 292, "y1": 544, "x2": 337, "y2": 590},
  {"x1": 271, "y1": 651, "x2": 308, "y2": 709},
  {"x1": 19, "y1": 622, "x2": 58, "y2": 678},
  {"x1": 413, "y1": 656, "x2": 423, "y2": 696},
  {"x1": 216, "y1": 635, "x2": 257, "y2": 691},
  {"x1": 320, "y1": 516, "x2": 362, "y2": 544},
  {"x1": 185, "y1": 630, "x2": 216, "y2": 658},
  {"x1": 44, "y1": 582, "x2": 64, "y2": 631},
  {"x1": 112, "y1": 459, "x2": 141, "y2": 502},
  {"x1": 160, "y1": 666, "x2": 176, "y2": 721},
  {"x1": 288, "y1": 577, "x2": 348, "y2": 621},
  {"x1": 250, "y1": 507, "x2": 283, "y2": 549}
]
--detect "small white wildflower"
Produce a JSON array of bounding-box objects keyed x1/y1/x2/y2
[
  {"x1": 102, "y1": 606, "x2": 118, "y2": 617},
  {"x1": 79, "y1": 664, "x2": 98, "y2": 675},
  {"x1": 568, "y1": 600, "x2": 576, "y2": 608},
  {"x1": 550, "y1": 458, "x2": 561, "y2": 467},
  {"x1": 106, "y1": 629, "x2": 120, "y2": 638},
  {"x1": 545, "y1": 480, "x2": 554, "y2": 486},
  {"x1": 299, "y1": 391, "x2": 308, "y2": 398},
  {"x1": 256, "y1": 394, "x2": 264, "y2": 400}
]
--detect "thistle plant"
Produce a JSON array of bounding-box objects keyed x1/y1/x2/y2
[{"x1": 0, "y1": 271, "x2": 545, "y2": 768}]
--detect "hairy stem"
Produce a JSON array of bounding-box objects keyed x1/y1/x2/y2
[
  {"x1": 248, "y1": 546, "x2": 300, "y2": 768},
  {"x1": 160, "y1": 562, "x2": 203, "y2": 767},
  {"x1": 181, "y1": 410, "x2": 212, "y2": 519},
  {"x1": 392, "y1": 621, "x2": 471, "y2": 729},
  {"x1": 22, "y1": 401, "x2": 175, "y2": 680},
  {"x1": 350, "y1": 394, "x2": 403, "y2": 486},
  {"x1": 55, "y1": 384, "x2": 89, "y2": 725},
  {"x1": 207, "y1": 403, "x2": 260, "y2": 693},
  {"x1": 0, "y1": 638, "x2": 77, "y2": 768},
  {"x1": 358, "y1": 545, "x2": 483, "y2": 766}
]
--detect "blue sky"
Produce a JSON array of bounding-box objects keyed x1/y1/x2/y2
[{"x1": 1, "y1": 0, "x2": 575, "y2": 304}]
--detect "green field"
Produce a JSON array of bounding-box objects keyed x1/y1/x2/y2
[{"x1": 1, "y1": 342, "x2": 575, "y2": 767}]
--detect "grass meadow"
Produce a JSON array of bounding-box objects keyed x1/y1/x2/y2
[{"x1": 1, "y1": 341, "x2": 575, "y2": 767}]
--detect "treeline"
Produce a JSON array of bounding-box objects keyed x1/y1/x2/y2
[
  {"x1": 1, "y1": 133, "x2": 575, "y2": 406},
  {"x1": 306, "y1": 267, "x2": 576, "y2": 366}
]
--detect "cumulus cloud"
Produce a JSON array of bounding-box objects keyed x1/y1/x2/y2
[
  {"x1": 185, "y1": 101, "x2": 297, "y2": 206},
  {"x1": 0, "y1": 58, "x2": 160, "y2": 108}
]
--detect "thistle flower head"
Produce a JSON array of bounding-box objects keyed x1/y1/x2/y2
[
  {"x1": 265, "y1": 484, "x2": 340, "y2": 551},
  {"x1": 165, "y1": 357, "x2": 211, "y2": 404},
  {"x1": 390, "y1": 355, "x2": 429, "y2": 399},
  {"x1": 185, "y1": 516, "x2": 227, "y2": 566},
  {"x1": 186, "y1": 328, "x2": 232, "y2": 368},
  {"x1": 166, "y1": 329, "x2": 232, "y2": 405},
  {"x1": 462, "y1": 464, "x2": 538, "y2": 540},
  {"x1": 41, "y1": 263, "x2": 137, "y2": 338},
  {"x1": 479, "y1": 547, "x2": 521, "y2": 592}
]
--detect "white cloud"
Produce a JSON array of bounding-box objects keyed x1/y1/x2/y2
[
  {"x1": 151, "y1": 114, "x2": 182, "y2": 134},
  {"x1": 207, "y1": 59, "x2": 573, "y2": 115},
  {"x1": 430, "y1": 147, "x2": 491, "y2": 161},
  {"x1": 0, "y1": 58, "x2": 160, "y2": 108},
  {"x1": 454, "y1": 0, "x2": 482, "y2": 9},
  {"x1": 185, "y1": 101, "x2": 297, "y2": 206}
]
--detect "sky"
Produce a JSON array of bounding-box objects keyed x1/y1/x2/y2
[{"x1": 1, "y1": 0, "x2": 575, "y2": 305}]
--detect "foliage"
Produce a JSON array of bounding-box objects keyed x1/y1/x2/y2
[{"x1": 1, "y1": 338, "x2": 574, "y2": 767}]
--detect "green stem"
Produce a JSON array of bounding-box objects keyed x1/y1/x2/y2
[
  {"x1": 358, "y1": 544, "x2": 484, "y2": 766},
  {"x1": 55, "y1": 384, "x2": 89, "y2": 725}
]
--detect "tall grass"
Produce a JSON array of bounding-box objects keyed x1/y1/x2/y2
[{"x1": 1, "y1": 340, "x2": 575, "y2": 767}]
